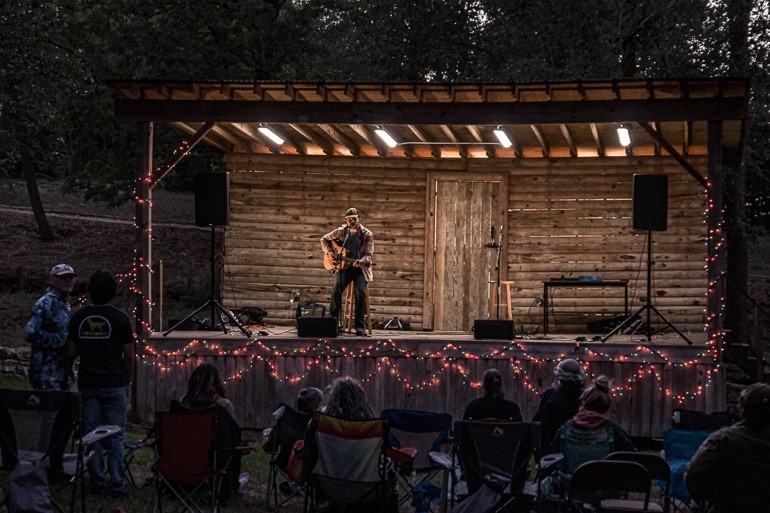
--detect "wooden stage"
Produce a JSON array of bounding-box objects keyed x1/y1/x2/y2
[{"x1": 135, "y1": 326, "x2": 722, "y2": 439}]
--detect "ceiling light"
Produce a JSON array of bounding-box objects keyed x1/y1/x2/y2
[
  {"x1": 258, "y1": 126, "x2": 284, "y2": 145},
  {"x1": 374, "y1": 127, "x2": 398, "y2": 148},
  {"x1": 617, "y1": 125, "x2": 631, "y2": 147},
  {"x1": 493, "y1": 127, "x2": 512, "y2": 148}
]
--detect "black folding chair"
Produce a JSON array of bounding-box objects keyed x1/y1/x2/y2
[
  {"x1": 452, "y1": 420, "x2": 538, "y2": 513},
  {"x1": 605, "y1": 452, "x2": 670, "y2": 512},
  {"x1": 263, "y1": 403, "x2": 313, "y2": 510},
  {"x1": 0, "y1": 388, "x2": 117, "y2": 513},
  {"x1": 568, "y1": 460, "x2": 652, "y2": 513}
]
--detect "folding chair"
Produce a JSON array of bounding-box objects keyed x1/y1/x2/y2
[
  {"x1": 304, "y1": 412, "x2": 394, "y2": 513},
  {"x1": 452, "y1": 420, "x2": 538, "y2": 513},
  {"x1": 381, "y1": 409, "x2": 453, "y2": 513},
  {"x1": 264, "y1": 403, "x2": 313, "y2": 510},
  {"x1": 661, "y1": 429, "x2": 712, "y2": 511},
  {"x1": 152, "y1": 409, "x2": 241, "y2": 513},
  {"x1": 567, "y1": 460, "x2": 652, "y2": 513},
  {"x1": 0, "y1": 388, "x2": 117, "y2": 513},
  {"x1": 605, "y1": 452, "x2": 671, "y2": 512}
]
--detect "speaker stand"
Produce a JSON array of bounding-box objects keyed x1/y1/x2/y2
[
  {"x1": 163, "y1": 225, "x2": 252, "y2": 338},
  {"x1": 602, "y1": 230, "x2": 692, "y2": 345}
]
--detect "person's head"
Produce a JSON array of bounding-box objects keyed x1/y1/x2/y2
[
  {"x1": 297, "y1": 387, "x2": 324, "y2": 415},
  {"x1": 324, "y1": 376, "x2": 374, "y2": 420},
  {"x1": 184, "y1": 363, "x2": 226, "y2": 408},
  {"x1": 87, "y1": 270, "x2": 117, "y2": 305},
  {"x1": 482, "y1": 368, "x2": 505, "y2": 399},
  {"x1": 344, "y1": 208, "x2": 360, "y2": 229},
  {"x1": 739, "y1": 382, "x2": 770, "y2": 426},
  {"x1": 579, "y1": 375, "x2": 612, "y2": 414},
  {"x1": 49, "y1": 264, "x2": 76, "y2": 296},
  {"x1": 554, "y1": 358, "x2": 585, "y2": 388}
]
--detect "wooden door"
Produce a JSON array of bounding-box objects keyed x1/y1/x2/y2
[{"x1": 425, "y1": 173, "x2": 508, "y2": 331}]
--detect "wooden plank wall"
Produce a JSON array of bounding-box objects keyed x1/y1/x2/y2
[
  {"x1": 222, "y1": 154, "x2": 708, "y2": 334},
  {"x1": 222, "y1": 154, "x2": 451, "y2": 327},
  {"x1": 507, "y1": 158, "x2": 708, "y2": 334},
  {"x1": 135, "y1": 340, "x2": 725, "y2": 439}
]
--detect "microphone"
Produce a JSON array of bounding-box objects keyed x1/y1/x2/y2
[{"x1": 485, "y1": 224, "x2": 500, "y2": 248}]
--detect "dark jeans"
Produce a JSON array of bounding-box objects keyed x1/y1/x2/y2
[{"x1": 330, "y1": 268, "x2": 367, "y2": 329}]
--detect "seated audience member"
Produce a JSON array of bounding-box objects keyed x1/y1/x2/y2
[
  {"x1": 262, "y1": 386, "x2": 324, "y2": 452},
  {"x1": 533, "y1": 359, "x2": 586, "y2": 452},
  {"x1": 463, "y1": 368, "x2": 523, "y2": 421},
  {"x1": 541, "y1": 375, "x2": 634, "y2": 496},
  {"x1": 323, "y1": 376, "x2": 375, "y2": 420},
  {"x1": 178, "y1": 363, "x2": 247, "y2": 499},
  {"x1": 685, "y1": 382, "x2": 770, "y2": 513}
]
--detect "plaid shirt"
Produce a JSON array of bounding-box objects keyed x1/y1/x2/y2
[{"x1": 321, "y1": 224, "x2": 374, "y2": 282}]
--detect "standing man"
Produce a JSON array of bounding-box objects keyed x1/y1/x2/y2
[
  {"x1": 321, "y1": 207, "x2": 374, "y2": 336},
  {"x1": 25, "y1": 263, "x2": 77, "y2": 391},
  {"x1": 68, "y1": 270, "x2": 134, "y2": 498}
]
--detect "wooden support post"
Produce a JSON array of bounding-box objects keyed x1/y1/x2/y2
[
  {"x1": 707, "y1": 120, "x2": 724, "y2": 356},
  {"x1": 135, "y1": 122, "x2": 153, "y2": 340}
]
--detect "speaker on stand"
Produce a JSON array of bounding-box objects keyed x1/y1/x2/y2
[
  {"x1": 603, "y1": 174, "x2": 692, "y2": 344},
  {"x1": 164, "y1": 172, "x2": 251, "y2": 337}
]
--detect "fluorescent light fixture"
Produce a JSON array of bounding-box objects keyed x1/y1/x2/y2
[
  {"x1": 493, "y1": 127, "x2": 512, "y2": 148},
  {"x1": 374, "y1": 127, "x2": 398, "y2": 148},
  {"x1": 258, "y1": 126, "x2": 284, "y2": 145},
  {"x1": 617, "y1": 125, "x2": 631, "y2": 147}
]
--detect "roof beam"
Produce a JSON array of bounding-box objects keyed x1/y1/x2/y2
[
  {"x1": 407, "y1": 124, "x2": 441, "y2": 158},
  {"x1": 115, "y1": 97, "x2": 746, "y2": 124},
  {"x1": 466, "y1": 125, "x2": 495, "y2": 158},
  {"x1": 639, "y1": 122, "x2": 707, "y2": 187},
  {"x1": 151, "y1": 122, "x2": 214, "y2": 187},
  {"x1": 439, "y1": 125, "x2": 467, "y2": 158},
  {"x1": 589, "y1": 123, "x2": 605, "y2": 157},
  {"x1": 318, "y1": 124, "x2": 360, "y2": 156},
  {"x1": 350, "y1": 124, "x2": 389, "y2": 157},
  {"x1": 559, "y1": 124, "x2": 577, "y2": 157},
  {"x1": 289, "y1": 124, "x2": 334, "y2": 156},
  {"x1": 531, "y1": 125, "x2": 549, "y2": 157}
]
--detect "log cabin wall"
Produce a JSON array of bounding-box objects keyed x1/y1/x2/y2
[
  {"x1": 508, "y1": 157, "x2": 708, "y2": 335},
  {"x1": 222, "y1": 154, "x2": 707, "y2": 334}
]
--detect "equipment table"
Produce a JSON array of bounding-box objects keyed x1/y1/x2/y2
[{"x1": 543, "y1": 279, "x2": 629, "y2": 335}]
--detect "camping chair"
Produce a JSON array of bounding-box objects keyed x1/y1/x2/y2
[
  {"x1": 304, "y1": 412, "x2": 394, "y2": 513},
  {"x1": 264, "y1": 403, "x2": 314, "y2": 510},
  {"x1": 152, "y1": 407, "x2": 256, "y2": 513},
  {"x1": 567, "y1": 460, "x2": 652, "y2": 513},
  {"x1": 661, "y1": 429, "x2": 712, "y2": 512},
  {"x1": 451, "y1": 420, "x2": 538, "y2": 513},
  {"x1": 381, "y1": 409, "x2": 453, "y2": 513},
  {"x1": 0, "y1": 388, "x2": 117, "y2": 513},
  {"x1": 605, "y1": 452, "x2": 671, "y2": 512}
]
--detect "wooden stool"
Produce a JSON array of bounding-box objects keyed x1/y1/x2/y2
[
  {"x1": 490, "y1": 281, "x2": 513, "y2": 320},
  {"x1": 342, "y1": 282, "x2": 372, "y2": 335}
]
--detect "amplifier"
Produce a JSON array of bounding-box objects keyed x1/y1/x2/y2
[
  {"x1": 473, "y1": 319, "x2": 515, "y2": 340},
  {"x1": 297, "y1": 317, "x2": 338, "y2": 338}
]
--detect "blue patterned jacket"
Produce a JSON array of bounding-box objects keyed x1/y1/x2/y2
[{"x1": 25, "y1": 289, "x2": 73, "y2": 390}]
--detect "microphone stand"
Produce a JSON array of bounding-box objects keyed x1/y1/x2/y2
[{"x1": 486, "y1": 225, "x2": 504, "y2": 320}]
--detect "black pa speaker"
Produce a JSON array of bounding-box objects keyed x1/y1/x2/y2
[
  {"x1": 195, "y1": 172, "x2": 230, "y2": 227},
  {"x1": 297, "y1": 317, "x2": 338, "y2": 338},
  {"x1": 632, "y1": 174, "x2": 668, "y2": 231},
  {"x1": 473, "y1": 319, "x2": 515, "y2": 340}
]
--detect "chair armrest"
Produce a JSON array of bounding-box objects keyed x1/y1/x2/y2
[{"x1": 80, "y1": 425, "x2": 122, "y2": 445}]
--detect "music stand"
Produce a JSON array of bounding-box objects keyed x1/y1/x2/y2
[
  {"x1": 602, "y1": 230, "x2": 692, "y2": 344},
  {"x1": 163, "y1": 225, "x2": 252, "y2": 337}
]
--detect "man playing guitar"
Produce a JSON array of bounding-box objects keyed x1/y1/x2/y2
[{"x1": 320, "y1": 208, "x2": 374, "y2": 336}]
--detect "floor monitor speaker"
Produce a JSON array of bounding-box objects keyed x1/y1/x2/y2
[
  {"x1": 195, "y1": 172, "x2": 230, "y2": 226},
  {"x1": 297, "y1": 317, "x2": 338, "y2": 338},
  {"x1": 473, "y1": 319, "x2": 515, "y2": 340},
  {"x1": 632, "y1": 174, "x2": 668, "y2": 231}
]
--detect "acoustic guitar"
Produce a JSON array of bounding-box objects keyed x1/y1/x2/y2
[{"x1": 323, "y1": 240, "x2": 358, "y2": 271}]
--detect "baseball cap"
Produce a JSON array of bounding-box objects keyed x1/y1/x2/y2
[
  {"x1": 50, "y1": 264, "x2": 76, "y2": 277},
  {"x1": 344, "y1": 208, "x2": 359, "y2": 218}
]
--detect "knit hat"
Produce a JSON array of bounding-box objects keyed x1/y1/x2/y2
[{"x1": 554, "y1": 359, "x2": 585, "y2": 383}]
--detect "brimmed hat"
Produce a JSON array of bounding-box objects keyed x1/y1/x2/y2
[
  {"x1": 50, "y1": 264, "x2": 76, "y2": 277},
  {"x1": 344, "y1": 208, "x2": 359, "y2": 218},
  {"x1": 554, "y1": 358, "x2": 585, "y2": 382}
]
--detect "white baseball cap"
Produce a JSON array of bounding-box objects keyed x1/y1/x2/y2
[{"x1": 50, "y1": 264, "x2": 76, "y2": 277}]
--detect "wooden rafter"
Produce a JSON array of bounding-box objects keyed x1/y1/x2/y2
[
  {"x1": 318, "y1": 124, "x2": 360, "y2": 156},
  {"x1": 439, "y1": 125, "x2": 467, "y2": 158},
  {"x1": 531, "y1": 125, "x2": 549, "y2": 157},
  {"x1": 407, "y1": 124, "x2": 441, "y2": 158},
  {"x1": 351, "y1": 124, "x2": 388, "y2": 157},
  {"x1": 466, "y1": 125, "x2": 495, "y2": 158},
  {"x1": 289, "y1": 123, "x2": 334, "y2": 156},
  {"x1": 559, "y1": 124, "x2": 577, "y2": 157},
  {"x1": 589, "y1": 123, "x2": 605, "y2": 157},
  {"x1": 639, "y1": 122, "x2": 707, "y2": 187}
]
